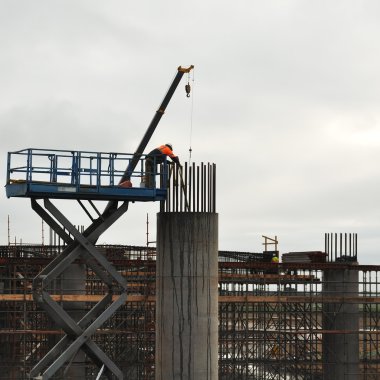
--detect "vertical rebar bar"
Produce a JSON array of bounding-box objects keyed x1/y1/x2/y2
[{"x1": 163, "y1": 162, "x2": 215, "y2": 213}]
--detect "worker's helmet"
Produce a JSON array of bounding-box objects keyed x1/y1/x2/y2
[
  {"x1": 272, "y1": 256, "x2": 279, "y2": 263},
  {"x1": 165, "y1": 143, "x2": 173, "y2": 150}
]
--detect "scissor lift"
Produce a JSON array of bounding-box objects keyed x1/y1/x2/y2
[
  {"x1": 5, "y1": 65, "x2": 194, "y2": 379},
  {"x1": 6, "y1": 148, "x2": 168, "y2": 379}
]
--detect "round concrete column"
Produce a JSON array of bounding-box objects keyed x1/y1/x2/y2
[
  {"x1": 156, "y1": 212, "x2": 218, "y2": 380},
  {"x1": 323, "y1": 265, "x2": 359, "y2": 379}
]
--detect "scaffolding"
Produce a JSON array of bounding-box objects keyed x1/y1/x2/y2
[{"x1": 0, "y1": 244, "x2": 380, "y2": 379}]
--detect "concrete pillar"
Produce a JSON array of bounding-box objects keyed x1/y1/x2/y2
[
  {"x1": 62, "y1": 263, "x2": 86, "y2": 379},
  {"x1": 323, "y1": 264, "x2": 359, "y2": 380},
  {"x1": 156, "y1": 212, "x2": 218, "y2": 380}
]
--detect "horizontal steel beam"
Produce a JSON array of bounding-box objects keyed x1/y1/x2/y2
[{"x1": 3, "y1": 294, "x2": 380, "y2": 304}]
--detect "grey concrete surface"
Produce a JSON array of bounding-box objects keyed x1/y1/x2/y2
[{"x1": 156, "y1": 212, "x2": 218, "y2": 380}]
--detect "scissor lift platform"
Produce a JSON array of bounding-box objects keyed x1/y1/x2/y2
[
  {"x1": 5, "y1": 148, "x2": 170, "y2": 379},
  {"x1": 6, "y1": 148, "x2": 167, "y2": 201}
]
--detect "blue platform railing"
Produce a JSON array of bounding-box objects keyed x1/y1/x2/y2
[{"x1": 6, "y1": 148, "x2": 168, "y2": 201}]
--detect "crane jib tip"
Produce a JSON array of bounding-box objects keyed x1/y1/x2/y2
[{"x1": 178, "y1": 65, "x2": 194, "y2": 73}]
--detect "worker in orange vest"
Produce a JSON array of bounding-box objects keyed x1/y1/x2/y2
[{"x1": 145, "y1": 144, "x2": 180, "y2": 187}]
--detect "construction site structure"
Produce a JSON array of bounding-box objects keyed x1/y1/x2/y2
[
  {"x1": 3, "y1": 65, "x2": 380, "y2": 379},
  {"x1": 4, "y1": 149, "x2": 380, "y2": 380},
  {"x1": 1, "y1": 233, "x2": 380, "y2": 379}
]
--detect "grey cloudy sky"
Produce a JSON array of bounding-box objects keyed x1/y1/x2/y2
[{"x1": 1, "y1": 1, "x2": 380, "y2": 263}]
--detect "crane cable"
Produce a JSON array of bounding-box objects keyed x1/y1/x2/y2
[{"x1": 187, "y1": 69, "x2": 195, "y2": 164}]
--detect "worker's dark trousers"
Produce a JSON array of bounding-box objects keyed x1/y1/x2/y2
[{"x1": 145, "y1": 158, "x2": 155, "y2": 188}]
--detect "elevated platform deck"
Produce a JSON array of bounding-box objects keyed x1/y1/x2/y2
[
  {"x1": 5, "y1": 148, "x2": 168, "y2": 201},
  {"x1": 6, "y1": 180, "x2": 167, "y2": 201}
]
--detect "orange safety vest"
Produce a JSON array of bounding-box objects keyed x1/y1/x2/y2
[{"x1": 158, "y1": 145, "x2": 177, "y2": 160}]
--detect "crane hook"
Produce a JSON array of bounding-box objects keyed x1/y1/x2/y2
[{"x1": 185, "y1": 82, "x2": 191, "y2": 98}]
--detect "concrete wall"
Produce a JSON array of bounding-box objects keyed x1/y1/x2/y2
[
  {"x1": 323, "y1": 265, "x2": 359, "y2": 380},
  {"x1": 156, "y1": 212, "x2": 218, "y2": 380}
]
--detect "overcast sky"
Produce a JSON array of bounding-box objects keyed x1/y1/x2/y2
[{"x1": 1, "y1": 1, "x2": 379, "y2": 264}]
